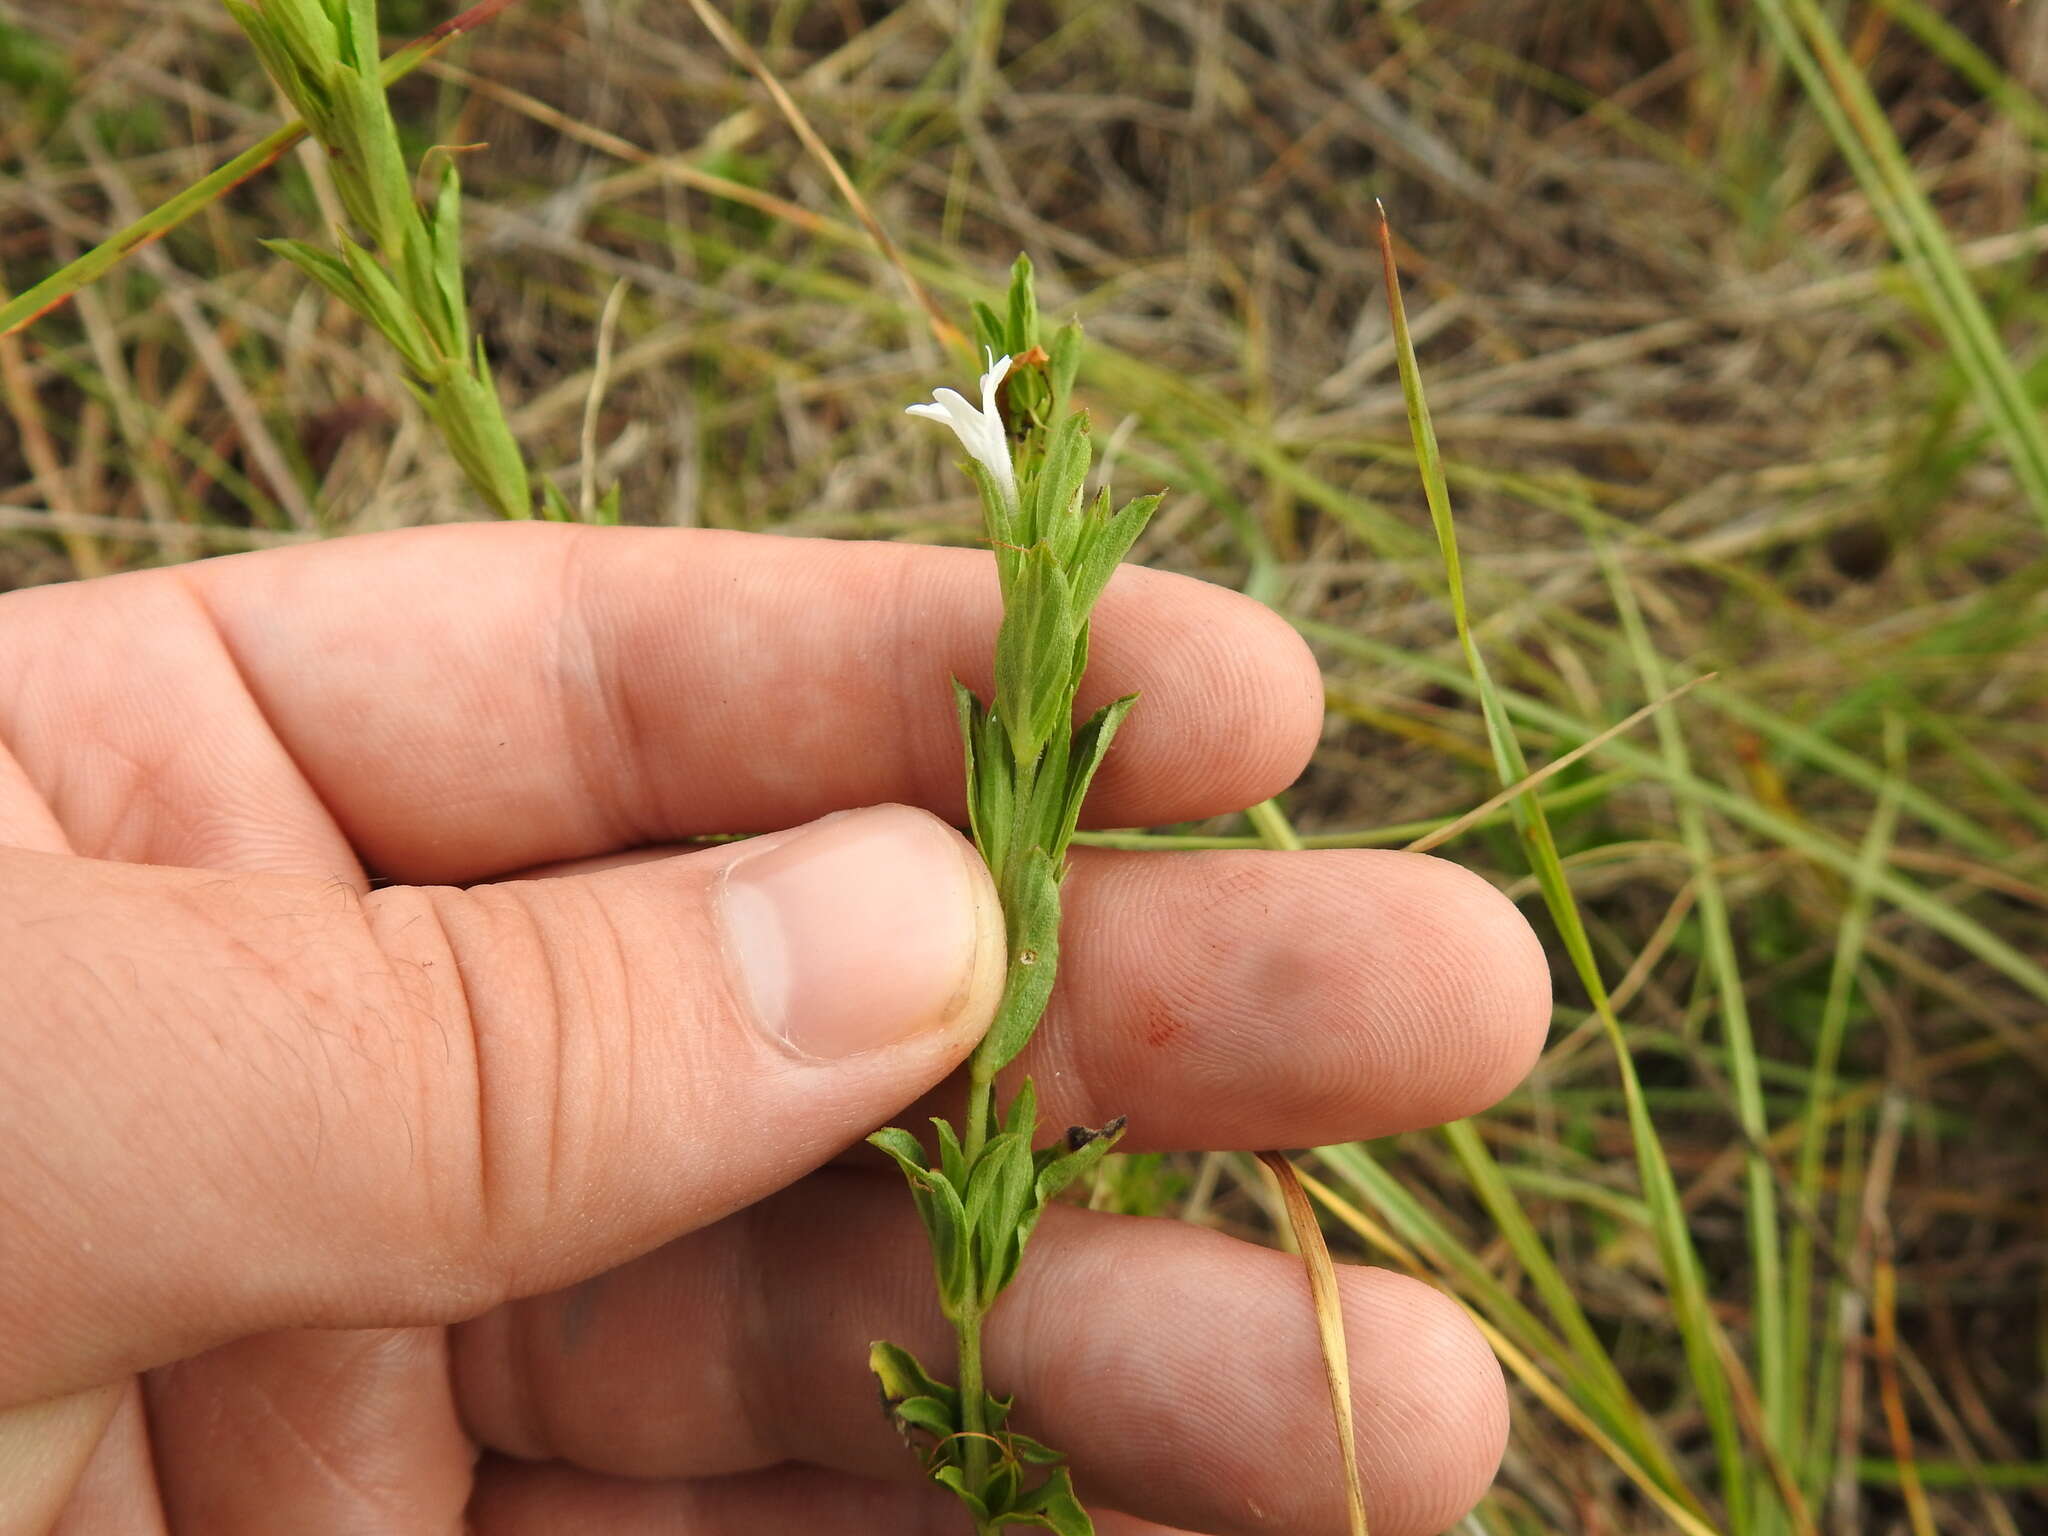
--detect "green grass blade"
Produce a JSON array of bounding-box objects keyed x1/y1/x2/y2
[
  {"x1": 1751, "y1": 0, "x2": 2048, "y2": 528},
  {"x1": 1303, "y1": 623, "x2": 2048, "y2": 1011},
  {"x1": 1786, "y1": 716, "x2": 1905, "y2": 1511},
  {"x1": 1601, "y1": 541, "x2": 1790, "y2": 1533},
  {"x1": 1376, "y1": 204, "x2": 1748, "y2": 1525}
]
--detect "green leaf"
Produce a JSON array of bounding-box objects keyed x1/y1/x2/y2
[
  {"x1": 1032, "y1": 1117, "x2": 1128, "y2": 1208},
  {"x1": 1054, "y1": 695, "x2": 1137, "y2": 858},
  {"x1": 339, "y1": 0, "x2": 382, "y2": 75},
  {"x1": 966, "y1": 1132, "x2": 1038, "y2": 1306},
  {"x1": 922, "y1": 1122, "x2": 962, "y2": 1200},
  {"x1": 993, "y1": 547, "x2": 1076, "y2": 764},
  {"x1": 965, "y1": 455, "x2": 1020, "y2": 555},
  {"x1": 1003, "y1": 1078, "x2": 1039, "y2": 1141},
  {"x1": 335, "y1": 238, "x2": 433, "y2": 372},
  {"x1": 1063, "y1": 620, "x2": 1091, "y2": 737},
  {"x1": 259, "y1": 0, "x2": 339, "y2": 83},
  {"x1": 425, "y1": 160, "x2": 468, "y2": 354},
  {"x1": 957, "y1": 681, "x2": 1018, "y2": 876},
  {"x1": 869, "y1": 1128, "x2": 973, "y2": 1314},
  {"x1": 984, "y1": 1457, "x2": 1024, "y2": 1516},
  {"x1": 1068, "y1": 491, "x2": 1159, "y2": 618},
  {"x1": 971, "y1": 299, "x2": 1007, "y2": 365},
  {"x1": 1006, "y1": 1467, "x2": 1095, "y2": 1534},
  {"x1": 262, "y1": 236, "x2": 363, "y2": 312},
  {"x1": 1005, "y1": 1430, "x2": 1067, "y2": 1466},
  {"x1": 891, "y1": 1394, "x2": 956, "y2": 1439},
  {"x1": 539, "y1": 481, "x2": 575, "y2": 522},
  {"x1": 1004, "y1": 252, "x2": 1038, "y2": 356},
  {"x1": 974, "y1": 847, "x2": 1063, "y2": 1074},
  {"x1": 868, "y1": 1126, "x2": 930, "y2": 1178},
  {"x1": 931, "y1": 1467, "x2": 990, "y2": 1518},
  {"x1": 1026, "y1": 411, "x2": 1091, "y2": 560},
  {"x1": 224, "y1": 1, "x2": 322, "y2": 118},
  {"x1": 1047, "y1": 321, "x2": 1083, "y2": 417},
  {"x1": 1018, "y1": 712, "x2": 1073, "y2": 857},
  {"x1": 961, "y1": 1130, "x2": 1025, "y2": 1235},
  {"x1": 869, "y1": 1340, "x2": 960, "y2": 1415},
  {"x1": 434, "y1": 366, "x2": 532, "y2": 520},
  {"x1": 955, "y1": 680, "x2": 991, "y2": 854},
  {"x1": 327, "y1": 63, "x2": 413, "y2": 253}
]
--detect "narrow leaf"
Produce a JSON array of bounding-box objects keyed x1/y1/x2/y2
[
  {"x1": 1009, "y1": 1467, "x2": 1095, "y2": 1535},
  {"x1": 1005, "y1": 252, "x2": 1038, "y2": 356},
  {"x1": 1026, "y1": 411, "x2": 1091, "y2": 558},
  {"x1": 261, "y1": 236, "x2": 362, "y2": 310},
  {"x1": 993, "y1": 548, "x2": 1076, "y2": 764},
  {"x1": 1054, "y1": 694, "x2": 1137, "y2": 858},
  {"x1": 1069, "y1": 492, "x2": 1160, "y2": 618},
  {"x1": 1047, "y1": 320, "x2": 1082, "y2": 417},
  {"x1": 974, "y1": 849, "x2": 1063, "y2": 1073}
]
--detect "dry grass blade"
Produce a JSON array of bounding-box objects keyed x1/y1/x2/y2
[
  {"x1": 1293, "y1": 1164, "x2": 1729, "y2": 1536},
  {"x1": 579, "y1": 278, "x2": 629, "y2": 520},
  {"x1": 0, "y1": 316, "x2": 99, "y2": 574},
  {"x1": 677, "y1": 0, "x2": 959, "y2": 352},
  {"x1": 1402, "y1": 672, "x2": 1713, "y2": 854},
  {"x1": 1874, "y1": 1253, "x2": 1938, "y2": 1536},
  {"x1": 1257, "y1": 1151, "x2": 1368, "y2": 1536}
]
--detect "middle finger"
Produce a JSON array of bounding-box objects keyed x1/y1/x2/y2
[
  {"x1": 451, "y1": 1171, "x2": 1508, "y2": 1536},
  {"x1": 936, "y1": 844, "x2": 1549, "y2": 1149}
]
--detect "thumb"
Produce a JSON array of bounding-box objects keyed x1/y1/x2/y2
[{"x1": 0, "y1": 805, "x2": 1004, "y2": 1406}]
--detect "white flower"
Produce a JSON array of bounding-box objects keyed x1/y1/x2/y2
[{"x1": 906, "y1": 349, "x2": 1017, "y2": 510}]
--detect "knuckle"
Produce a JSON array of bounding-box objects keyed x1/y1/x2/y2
[{"x1": 367, "y1": 876, "x2": 637, "y2": 1302}]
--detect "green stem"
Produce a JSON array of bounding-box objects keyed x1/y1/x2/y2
[
  {"x1": 963, "y1": 1064, "x2": 997, "y2": 1165},
  {"x1": 954, "y1": 1307, "x2": 997, "y2": 1531},
  {"x1": 0, "y1": 0, "x2": 518, "y2": 339}
]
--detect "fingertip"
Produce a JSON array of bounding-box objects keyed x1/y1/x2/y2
[
  {"x1": 1341, "y1": 1270, "x2": 1510, "y2": 1536},
  {"x1": 1397, "y1": 855, "x2": 1552, "y2": 1118},
  {"x1": 1085, "y1": 567, "x2": 1325, "y2": 822}
]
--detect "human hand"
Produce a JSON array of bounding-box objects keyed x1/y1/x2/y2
[{"x1": 0, "y1": 524, "x2": 1548, "y2": 1535}]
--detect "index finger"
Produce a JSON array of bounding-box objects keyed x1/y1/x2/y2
[{"x1": 149, "y1": 524, "x2": 1321, "y2": 882}]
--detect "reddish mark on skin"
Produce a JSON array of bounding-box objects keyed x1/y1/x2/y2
[{"x1": 1143, "y1": 1009, "x2": 1186, "y2": 1048}]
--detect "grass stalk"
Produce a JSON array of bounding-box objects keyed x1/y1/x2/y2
[
  {"x1": 1786, "y1": 715, "x2": 1905, "y2": 1508},
  {"x1": 1375, "y1": 201, "x2": 1754, "y2": 1523},
  {"x1": 1751, "y1": 0, "x2": 2048, "y2": 529},
  {"x1": 1602, "y1": 541, "x2": 1791, "y2": 1530}
]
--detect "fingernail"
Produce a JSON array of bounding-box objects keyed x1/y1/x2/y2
[{"x1": 719, "y1": 805, "x2": 997, "y2": 1059}]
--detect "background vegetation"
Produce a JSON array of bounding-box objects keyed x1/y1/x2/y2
[{"x1": 2, "y1": 2, "x2": 2044, "y2": 1531}]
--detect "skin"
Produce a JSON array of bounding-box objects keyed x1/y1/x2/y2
[{"x1": 0, "y1": 524, "x2": 1551, "y2": 1535}]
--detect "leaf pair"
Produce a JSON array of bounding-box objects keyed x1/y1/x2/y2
[
  {"x1": 955, "y1": 682, "x2": 1137, "y2": 1079},
  {"x1": 870, "y1": 1081, "x2": 1127, "y2": 1318},
  {"x1": 870, "y1": 1341, "x2": 1098, "y2": 1536}
]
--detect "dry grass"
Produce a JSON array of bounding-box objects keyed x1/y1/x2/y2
[{"x1": 3, "y1": 2, "x2": 2046, "y2": 1531}]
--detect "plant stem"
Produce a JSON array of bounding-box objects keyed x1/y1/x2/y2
[
  {"x1": 954, "y1": 1306, "x2": 996, "y2": 1530},
  {"x1": 963, "y1": 1063, "x2": 997, "y2": 1164}
]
